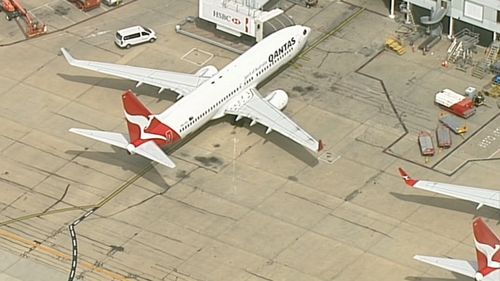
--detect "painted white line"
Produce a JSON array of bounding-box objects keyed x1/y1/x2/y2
[
  {"x1": 181, "y1": 48, "x2": 214, "y2": 66},
  {"x1": 84, "y1": 30, "x2": 111, "y2": 38}
]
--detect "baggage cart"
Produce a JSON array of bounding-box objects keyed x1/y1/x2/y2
[
  {"x1": 439, "y1": 114, "x2": 467, "y2": 134},
  {"x1": 436, "y1": 125, "x2": 452, "y2": 148},
  {"x1": 418, "y1": 131, "x2": 435, "y2": 156}
]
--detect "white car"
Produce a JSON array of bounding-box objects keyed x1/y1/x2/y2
[
  {"x1": 115, "y1": 26, "x2": 156, "y2": 49},
  {"x1": 102, "y1": 0, "x2": 120, "y2": 6}
]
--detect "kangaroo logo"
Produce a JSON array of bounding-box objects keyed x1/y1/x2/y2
[
  {"x1": 475, "y1": 238, "x2": 500, "y2": 269},
  {"x1": 124, "y1": 111, "x2": 167, "y2": 141}
]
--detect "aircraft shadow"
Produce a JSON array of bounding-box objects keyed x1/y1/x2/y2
[
  {"x1": 57, "y1": 74, "x2": 178, "y2": 102},
  {"x1": 65, "y1": 146, "x2": 170, "y2": 189},
  {"x1": 167, "y1": 115, "x2": 319, "y2": 167},
  {"x1": 229, "y1": 116, "x2": 319, "y2": 167},
  {"x1": 390, "y1": 192, "x2": 500, "y2": 221},
  {"x1": 66, "y1": 114, "x2": 318, "y2": 180}
]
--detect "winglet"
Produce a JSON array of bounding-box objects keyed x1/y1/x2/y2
[
  {"x1": 318, "y1": 139, "x2": 324, "y2": 152},
  {"x1": 398, "y1": 168, "x2": 418, "y2": 187},
  {"x1": 60, "y1": 48, "x2": 76, "y2": 65}
]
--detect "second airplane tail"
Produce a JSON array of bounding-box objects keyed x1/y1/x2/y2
[{"x1": 473, "y1": 217, "x2": 500, "y2": 279}]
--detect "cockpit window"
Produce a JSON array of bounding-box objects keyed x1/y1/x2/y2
[{"x1": 303, "y1": 29, "x2": 307, "y2": 35}]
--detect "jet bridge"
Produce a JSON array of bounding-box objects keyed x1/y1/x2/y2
[{"x1": 198, "y1": 0, "x2": 294, "y2": 41}]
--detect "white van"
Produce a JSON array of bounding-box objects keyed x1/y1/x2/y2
[
  {"x1": 115, "y1": 26, "x2": 156, "y2": 49},
  {"x1": 102, "y1": 0, "x2": 120, "y2": 6}
]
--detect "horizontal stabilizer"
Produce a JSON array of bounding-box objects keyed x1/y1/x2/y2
[
  {"x1": 414, "y1": 255, "x2": 477, "y2": 278},
  {"x1": 133, "y1": 141, "x2": 176, "y2": 168},
  {"x1": 69, "y1": 128, "x2": 176, "y2": 168},
  {"x1": 69, "y1": 128, "x2": 129, "y2": 149}
]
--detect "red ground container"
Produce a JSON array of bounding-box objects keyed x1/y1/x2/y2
[
  {"x1": 435, "y1": 89, "x2": 475, "y2": 118},
  {"x1": 69, "y1": 0, "x2": 100, "y2": 11}
]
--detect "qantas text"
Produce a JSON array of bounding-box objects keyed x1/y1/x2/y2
[{"x1": 268, "y1": 37, "x2": 296, "y2": 62}]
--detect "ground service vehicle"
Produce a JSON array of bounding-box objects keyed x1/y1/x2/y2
[{"x1": 115, "y1": 26, "x2": 156, "y2": 49}]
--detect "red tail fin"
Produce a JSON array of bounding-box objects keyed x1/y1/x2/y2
[
  {"x1": 473, "y1": 218, "x2": 500, "y2": 278},
  {"x1": 122, "y1": 90, "x2": 152, "y2": 144}
]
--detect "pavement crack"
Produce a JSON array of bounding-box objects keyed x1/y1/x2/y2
[
  {"x1": 329, "y1": 213, "x2": 391, "y2": 238},
  {"x1": 244, "y1": 269, "x2": 273, "y2": 281},
  {"x1": 175, "y1": 199, "x2": 238, "y2": 221},
  {"x1": 344, "y1": 189, "x2": 361, "y2": 202},
  {"x1": 284, "y1": 191, "x2": 335, "y2": 211},
  {"x1": 354, "y1": 136, "x2": 386, "y2": 149},
  {"x1": 103, "y1": 167, "x2": 199, "y2": 218},
  {"x1": 42, "y1": 184, "x2": 70, "y2": 213},
  {"x1": 0, "y1": 176, "x2": 32, "y2": 190},
  {"x1": 52, "y1": 111, "x2": 101, "y2": 130}
]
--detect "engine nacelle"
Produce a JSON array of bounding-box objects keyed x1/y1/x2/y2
[
  {"x1": 195, "y1": 65, "x2": 218, "y2": 78},
  {"x1": 264, "y1": 90, "x2": 288, "y2": 110}
]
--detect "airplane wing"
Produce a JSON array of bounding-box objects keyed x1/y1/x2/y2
[
  {"x1": 225, "y1": 87, "x2": 322, "y2": 152},
  {"x1": 413, "y1": 255, "x2": 477, "y2": 278},
  {"x1": 69, "y1": 128, "x2": 176, "y2": 168},
  {"x1": 61, "y1": 48, "x2": 205, "y2": 97},
  {"x1": 398, "y1": 168, "x2": 500, "y2": 210}
]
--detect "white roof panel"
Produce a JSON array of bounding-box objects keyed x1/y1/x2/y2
[{"x1": 435, "y1": 89, "x2": 465, "y2": 107}]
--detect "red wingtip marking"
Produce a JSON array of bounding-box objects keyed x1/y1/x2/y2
[
  {"x1": 398, "y1": 168, "x2": 417, "y2": 187},
  {"x1": 318, "y1": 140, "x2": 324, "y2": 152}
]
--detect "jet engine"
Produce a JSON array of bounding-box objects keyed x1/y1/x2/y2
[
  {"x1": 264, "y1": 90, "x2": 288, "y2": 110},
  {"x1": 195, "y1": 65, "x2": 218, "y2": 78}
]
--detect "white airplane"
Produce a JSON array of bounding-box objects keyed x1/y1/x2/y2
[
  {"x1": 414, "y1": 217, "x2": 500, "y2": 281},
  {"x1": 398, "y1": 168, "x2": 500, "y2": 210},
  {"x1": 61, "y1": 25, "x2": 323, "y2": 168}
]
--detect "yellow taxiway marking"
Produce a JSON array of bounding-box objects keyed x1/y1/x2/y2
[{"x1": 0, "y1": 228, "x2": 128, "y2": 280}]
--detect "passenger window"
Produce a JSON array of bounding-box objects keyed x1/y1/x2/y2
[
  {"x1": 141, "y1": 32, "x2": 148, "y2": 36},
  {"x1": 128, "y1": 33, "x2": 140, "y2": 39}
]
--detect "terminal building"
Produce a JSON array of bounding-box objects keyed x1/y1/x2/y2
[{"x1": 389, "y1": 0, "x2": 500, "y2": 46}]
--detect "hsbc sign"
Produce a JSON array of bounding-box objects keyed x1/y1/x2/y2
[
  {"x1": 213, "y1": 10, "x2": 241, "y2": 25},
  {"x1": 200, "y1": 2, "x2": 256, "y2": 36}
]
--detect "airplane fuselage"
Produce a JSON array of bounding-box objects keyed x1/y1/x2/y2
[{"x1": 152, "y1": 25, "x2": 311, "y2": 146}]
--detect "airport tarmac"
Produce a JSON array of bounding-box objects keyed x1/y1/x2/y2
[{"x1": 0, "y1": 0, "x2": 499, "y2": 280}]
